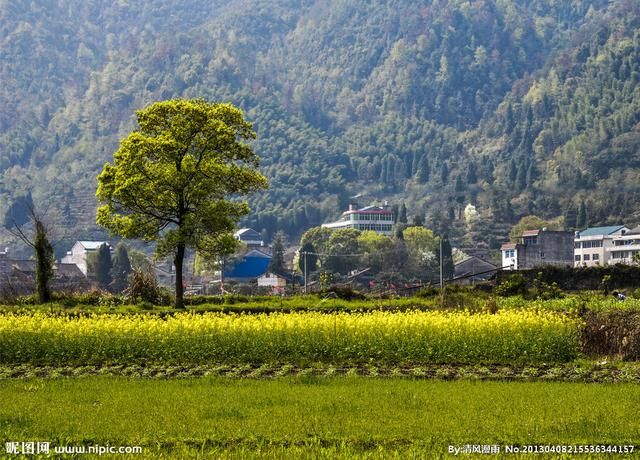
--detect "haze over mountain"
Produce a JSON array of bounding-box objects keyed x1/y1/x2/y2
[{"x1": 2, "y1": 0, "x2": 640, "y2": 252}]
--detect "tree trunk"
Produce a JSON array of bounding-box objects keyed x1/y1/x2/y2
[{"x1": 174, "y1": 242, "x2": 185, "y2": 309}]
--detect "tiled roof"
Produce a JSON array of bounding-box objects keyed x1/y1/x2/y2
[
  {"x1": 521, "y1": 229, "x2": 540, "y2": 237},
  {"x1": 501, "y1": 243, "x2": 517, "y2": 250},
  {"x1": 79, "y1": 241, "x2": 109, "y2": 250},
  {"x1": 234, "y1": 228, "x2": 262, "y2": 241},
  {"x1": 578, "y1": 226, "x2": 626, "y2": 237}
]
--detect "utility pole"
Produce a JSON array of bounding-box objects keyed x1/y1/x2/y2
[
  {"x1": 220, "y1": 256, "x2": 225, "y2": 295},
  {"x1": 303, "y1": 251, "x2": 308, "y2": 294}
]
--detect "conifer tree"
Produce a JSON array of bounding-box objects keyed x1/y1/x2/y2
[
  {"x1": 440, "y1": 162, "x2": 449, "y2": 184},
  {"x1": 399, "y1": 203, "x2": 408, "y2": 224},
  {"x1": 34, "y1": 220, "x2": 54, "y2": 303},
  {"x1": 577, "y1": 202, "x2": 588, "y2": 229},
  {"x1": 111, "y1": 242, "x2": 132, "y2": 293},
  {"x1": 268, "y1": 232, "x2": 287, "y2": 276},
  {"x1": 417, "y1": 156, "x2": 430, "y2": 183},
  {"x1": 95, "y1": 243, "x2": 113, "y2": 289}
]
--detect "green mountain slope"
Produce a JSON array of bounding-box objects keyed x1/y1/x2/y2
[{"x1": 0, "y1": 0, "x2": 637, "y2": 252}]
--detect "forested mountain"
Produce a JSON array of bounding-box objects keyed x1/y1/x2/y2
[{"x1": 1, "y1": 0, "x2": 639, "y2": 254}]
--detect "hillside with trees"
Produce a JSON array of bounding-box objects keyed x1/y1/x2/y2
[{"x1": 1, "y1": 0, "x2": 639, "y2": 252}]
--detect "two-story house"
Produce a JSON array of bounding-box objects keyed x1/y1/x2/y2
[
  {"x1": 501, "y1": 228, "x2": 574, "y2": 270},
  {"x1": 61, "y1": 241, "x2": 111, "y2": 276}
]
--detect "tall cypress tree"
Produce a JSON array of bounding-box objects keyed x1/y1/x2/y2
[
  {"x1": 466, "y1": 162, "x2": 477, "y2": 184},
  {"x1": 399, "y1": 203, "x2": 408, "y2": 224},
  {"x1": 34, "y1": 220, "x2": 54, "y2": 303},
  {"x1": 564, "y1": 206, "x2": 578, "y2": 230},
  {"x1": 95, "y1": 243, "x2": 113, "y2": 289},
  {"x1": 440, "y1": 162, "x2": 449, "y2": 184},
  {"x1": 269, "y1": 232, "x2": 286, "y2": 276},
  {"x1": 576, "y1": 202, "x2": 588, "y2": 229},
  {"x1": 417, "y1": 155, "x2": 430, "y2": 183},
  {"x1": 111, "y1": 243, "x2": 132, "y2": 293},
  {"x1": 435, "y1": 235, "x2": 455, "y2": 280}
]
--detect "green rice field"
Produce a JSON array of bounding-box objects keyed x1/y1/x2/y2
[{"x1": 1, "y1": 376, "x2": 639, "y2": 458}]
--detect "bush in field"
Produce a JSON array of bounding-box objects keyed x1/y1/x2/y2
[
  {"x1": 127, "y1": 268, "x2": 172, "y2": 306},
  {"x1": 0, "y1": 309, "x2": 582, "y2": 366},
  {"x1": 495, "y1": 273, "x2": 528, "y2": 297}
]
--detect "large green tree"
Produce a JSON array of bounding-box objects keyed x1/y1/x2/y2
[{"x1": 96, "y1": 99, "x2": 267, "y2": 308}]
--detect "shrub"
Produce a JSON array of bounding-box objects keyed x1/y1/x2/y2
[
  {"x1": 127, "y1": 268, "x2": 172, "y2": 305},
  {"x1": 495, "y1": 274, "x2": 528, "y2": 297}
]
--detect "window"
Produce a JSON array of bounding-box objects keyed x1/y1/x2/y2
[
  {"x1": 583, "y1": 254, "x2": 590, "y2": 261},
  {"x1": 574, "y1": 242, "x2": 581, "y2": 249},
  {"x1": 583, "y1": 240, "x2": 603, "y2": 249},
  {"x1": 592, "y1": 254, "x2": 599, "y2": 261},
  {"x1": 504, "y1": 249, "x2": 515, "y2": 259},
  {"x1": 575, "y1": 255, "x2": 581, "y2": 261}
]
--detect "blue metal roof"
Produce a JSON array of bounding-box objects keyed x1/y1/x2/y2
[
  {"x1": 578, "y1": 226, "x2": 626, "y2": 237},
  {"x1": 224, "y1": 251, "x2": 271, "y2": 279}
]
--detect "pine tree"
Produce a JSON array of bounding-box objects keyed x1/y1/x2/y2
[
  {"x1": 525, "y1": 161, "x2": 536, "y2": 189},
  {"x1": 466, "y1": 162, "x2": 477, "y2": 184},
  {"x1": 399, "y1": 203, "x2": 408, "y2": 224},
  {"x1": 564, "y1": 206, "x2": 577, "y2": 230},
  {"x1": 576, "y1": 202, "x2": 588, "y2": 229},
  {"x1": 417, "y1": 155, "x2": 430, "y2": 183},
  {"x1": 269, "y1": 232, "x2": 286, "y2": 276},
  {"x1": 440, "y1": 162, "x2": 449, "y2": 184},
  {"x1": 515, "y1": 161, "x2": 527, "y2": 191},
  {"x1": 111, "y1": 243, "x2": 132, "y2": 293},
  {"x1": 34, "y1": 220, "x2": 54, "y2": 303},
  {"x1": 435, "y1": 235, "x2": 455, "y2": 280},
  {"x1": 95, "y1": 243, "x2": 113, "y2": 289}
]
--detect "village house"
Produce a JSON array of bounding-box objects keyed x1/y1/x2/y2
[
  {"x1": 0, "y1": 248, "x2": 88, "y2": 295},
  {"x1": 234, "y1": 228, "x2": 266, "y2": 249},
  {"x1": 321, "y1": 203, "x2": 394, "y2": 235},
  {"x1": 608, "y1": 225, "x2": 640, "y2": 265},
  {"x1": 257, "y1": 272, "x2": 287, "y2": 294},
  {"x1": 454, "y1": 255, "x2": 498, "y2": 284},
  {"x1": 573, "y1": 226, "x2": 630, "y2": 267},
  {"x1": 501, "y1": 228, "x2": 574, "y2": 270},
  {"x1": 61, "y1": 241, "x2": 111, "y2": 276}
]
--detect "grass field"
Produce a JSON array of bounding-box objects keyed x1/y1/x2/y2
[{"x1": 1, "y1": 376, "x2": 639, "y2": 458}]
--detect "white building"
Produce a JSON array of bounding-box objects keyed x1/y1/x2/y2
[
  {"x1": 501, "y1": 243, "x2": 518, "y2": 270},
  {"x1": 574, "y1": 226, "x2": 629, "y2": 267},
  {"x1": 321, "y1": 204, "x2": 394, "y2": 235},
  {"x1": 234, "y1": 228, "x2": 264, "y2": 247},
  {"x1": 608, "y1": 226, "x2": 640, "y2": 265},
  {"x1": 61, "y1": 241, "x2": 111, "y2": 276}
]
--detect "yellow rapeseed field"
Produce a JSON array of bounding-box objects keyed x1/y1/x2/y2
[{"x1": 0, "y1": 309, "x2": 581, "y2": 365}]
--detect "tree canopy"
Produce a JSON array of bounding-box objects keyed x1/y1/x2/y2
[{"x1": 96, "y1": 98, "x2": 267, "y2": 307}]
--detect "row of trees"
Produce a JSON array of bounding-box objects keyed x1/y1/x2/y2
[{"x1": 297, "y1": 225, "x2": 454, "y2": 283}]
